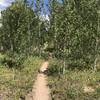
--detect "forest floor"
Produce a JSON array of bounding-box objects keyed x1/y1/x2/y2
[{"x1": 26, "y1": 61, "x2": 51, "y2": 100}]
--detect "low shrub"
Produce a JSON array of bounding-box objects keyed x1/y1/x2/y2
[
  {"x1": 47, "y1": 58, "x2": 63, "y2": 76},
  {"x1": 0, "y1": 52, "x2": 26, "y2": 68}
]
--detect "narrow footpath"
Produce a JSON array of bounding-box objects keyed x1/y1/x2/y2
[{"x1": 26, "y1": 61, "x2": 51, "y2": 100}]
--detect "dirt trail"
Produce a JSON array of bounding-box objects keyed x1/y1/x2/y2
[{"x1": 26, "y1": 61, "x2": 51, "y2": 100}]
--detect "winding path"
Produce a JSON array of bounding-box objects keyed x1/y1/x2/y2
[{"x1": 26, "y1": 61, "x2": 51, "y2": 100}]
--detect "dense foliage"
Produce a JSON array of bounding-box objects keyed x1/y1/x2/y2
[
  {"x1": 0, "y1": 0, "x2": 99, "y2": 68},
  {"x1": 48, "y1": 0, "x2": 100, "y2": 71},
  {"x1": 0, "y1": 1, "x2": 48, "y2": 67},
  {"x1": 1, "y1": 1, "x2": 40, "y2": 53}
]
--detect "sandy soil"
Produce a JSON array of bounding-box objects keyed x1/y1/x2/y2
[{"x1": 26, "y1": 61, "x2": 51, "y2": 100}]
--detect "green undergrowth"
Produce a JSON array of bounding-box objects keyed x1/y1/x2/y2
[
  {"x1": 0, "y1": 54, "x2": 43, "y2": 100},
  {"x1": 48, "y1": 59, "x2": 100, "y2": 100}
]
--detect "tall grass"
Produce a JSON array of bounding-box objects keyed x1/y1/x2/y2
[
  {"x1": 48, "y1": 59, "x2": 100, "y2": 100},
  {"x1": 0, "y1": 54, "x2": 43, "y2": 100}
]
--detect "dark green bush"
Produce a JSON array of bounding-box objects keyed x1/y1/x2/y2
[
  {"x1": 47, "y1": 59, "x2": 63, "y2": 76},
  {"x1": 1, "y1": 52, "x2": 25, "y2": 68},
  {"x1": 0, "y1": 53, "x2": 7, "y2": 64},
  {"x1": 41, "y1": 52, "x2": 49, "y2": 60}
]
